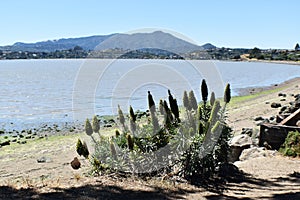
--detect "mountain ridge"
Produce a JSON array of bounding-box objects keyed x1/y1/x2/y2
[{"x1": 0, "y1": 31, "x2": 216, "y2": 53}]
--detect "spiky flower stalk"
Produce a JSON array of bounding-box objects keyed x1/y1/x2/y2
[
  {"x1": 183, "y1": 90, "x2": 191, "y2": 111},
  {"x1": 110, "y1": 142, "x2": 117, "y2": 159},
  {"x1": 201, "y1": 79, "x2": 208, "y2": 104},
  {"x1": 208, "y1": 100, "x2": 221, "y2": 127},
  {"x1": 198, "y1": 122, "x2": 204, "y2": 135},
  {"x1": 115, "y1": 129, "x2": 120, "y2": 137},
  {"x1": 148, "y1": 91, "x2": 156, "y2": 114},
  {"x1": 224, "y1": 83, "x2": 231, "y2": 104},
  {"x1": 210, "y1": 92, "x2": 216, "y2": 107},
  {"x1": 127, "y1": 134, "x2": 134, "y2": 151},
  {"x1": 163, "y1": 100, "x2": 173, "y2": 126},
  {"x1": 188, "y1": 90, "x2": 198, "y2": 110},
  {"x1": 92, "y1": 115, "x2": 100, "y2": 133},
  {"x1": 118, "y1": 105, "x2": 125, "y2": 129},
  {"x1": 197, "y1": 105, "x2": 202, "y2": 120},
  {"x1": 129, "y1": 105, "x2": 136, "y2": 122},
  {"x1": 159, "y1": 99, "x2": 165, "y2": 115},
  {"x1": 129, "y1": 118, "x2": 137, "y2": 136},
  {"x1": 168, "y1": 90, "x2": 180, "y2": 121},
  {"x1": 85, "y1": 118, "x2": 93, "y2": 136}
]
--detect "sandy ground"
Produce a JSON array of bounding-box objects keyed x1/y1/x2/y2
[
  {"x1": 0, "y1": 78, "x2": 300, "y2": 199},
  {"x1": 227, "y1": 77, "x2": 300, "y2": 134}
]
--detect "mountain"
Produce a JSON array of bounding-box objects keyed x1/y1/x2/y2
[
  {"x1": 0, "y1": 35, "x2": 114, "y2": 52},
  {"x1": 95, "y1": 31, "x2": 214, "y2": 53},
  {"x1": 0, "y1": 31, "x2": 216, "y2": 53}
]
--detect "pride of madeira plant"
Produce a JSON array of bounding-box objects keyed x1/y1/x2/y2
[{"x1": 79, "y1": 79, "x2": 232, "y2": 185}]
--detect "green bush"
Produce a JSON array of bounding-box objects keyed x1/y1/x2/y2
[
  {"x1": 81, "y1": 79, "x2": 232, "y2": 185},
  {"x1": 279, "y1": 131, "x2": 300, "y2": 157}
]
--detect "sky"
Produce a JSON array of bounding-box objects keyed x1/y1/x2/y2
[{"x1": 0, "y1": 0, "x2": 299, "y2": 49}]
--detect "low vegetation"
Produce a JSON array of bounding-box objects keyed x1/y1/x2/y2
[
  {"x1": 279, "y1": 131, "x2": 300, "y2": 157},
  {"x1": 76, "y1": 80, "x2": 233, "y2": 185}
]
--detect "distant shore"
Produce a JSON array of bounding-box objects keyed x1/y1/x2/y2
[
  {"x1": 243, "y1": 59, "x2": 300, "y2": 66},
  {"x1": 236, "y1": 77, "x2": 300, "y2": 96}
]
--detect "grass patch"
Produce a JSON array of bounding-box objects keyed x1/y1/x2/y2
[
  {"x1": 229, "y1": 85, "x2": 288, "y2": 106},
  {"x1": 279, "y1": 131, "x2": 300, "y2": 157}
]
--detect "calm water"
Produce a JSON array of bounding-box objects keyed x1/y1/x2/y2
[{"x1": 0, "y1": 59, "x2": 299, "y2": 130}]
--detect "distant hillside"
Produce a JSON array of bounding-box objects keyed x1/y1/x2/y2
[
  {"x1": 0, "y1": 35, "x2": 114, "y2": 52},
  {"x1": 95, "y1": 31, "x2": 215, "y2": 53},
  {"x1": 0, "y1": 31, "x2": 216, "y2": 53}
]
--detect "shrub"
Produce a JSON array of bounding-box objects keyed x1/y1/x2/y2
[
  {"x1": 279, "y1": 131, "x2": 300, "y2": 157},
  {"x1": 81, "y1": 79, "x2": 232, "y2": 185}
]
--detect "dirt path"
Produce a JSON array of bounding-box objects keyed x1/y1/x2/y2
[{"x1": 0, "y1": 78, "x2": 300, "y2": 199}]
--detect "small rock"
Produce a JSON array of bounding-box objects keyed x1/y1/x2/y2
[
  {"x1": 280, "y1": 99, "x2": 286, "y2": 101},
  {"x1": 271, "y1": 102, "x2": 281, "y2": 108},
  {"x1": 241, "y1": 128, "x2": 253, "y2": 136},
  {"x1": 71, "y1": 157, "x2": 81, "y2": 170},
  {"x1": 103, "y1": 124, "x2": 112, "y2": 128},
  {"x1": 37, "y1": 157, "x2": 52, "y2": 163},
  {"x1": 108, "y1": 119, "x2": 115, "y2": 124},
  {"x1": 265, "y1": 102, "x2": 270, "y2": 104},
  {"x1": 280, "y1": 106, "x2": 288, "y2": 112},
  {"x1": 254, "y1": 116, "x2": 264, "y2": 121}
]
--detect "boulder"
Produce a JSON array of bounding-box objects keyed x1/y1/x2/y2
[
  {"x1": 228, "y1": 134, "x2": 252, "y2": 162},
  {"x1": 239, "y1": 147, "x2": 277, "y2": 161}
]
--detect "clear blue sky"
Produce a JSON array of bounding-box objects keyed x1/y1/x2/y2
[{"x1": 1, "y1": 0, "x2": 299, "y2": 49}]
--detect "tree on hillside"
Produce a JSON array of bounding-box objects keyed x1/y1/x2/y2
[{"x1": 295, "y1": 43, "x2": 300, "y2": 51}]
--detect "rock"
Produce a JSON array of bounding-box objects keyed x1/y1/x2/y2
[
  {"x1": 280, "y1": 99, "x2": 286, "y2": 101},
  {"x1": 17, "y1": 140, "x2": 27, "y2": 144},
  {"x1": 71, "y1": 157, "x2": 81, "y2": 170},
  {"x1": 241, "y1": 128, "x2": 253, "y2": 136},
  {"x1": 278, "y1": 93, "x2": 286, "y2": 97},
  {"x1": 0, "y1": 140, "x2": 10, "y2": 146},
  {"x1": 256, "y1": 119, "x2": 269, "y2": 126},
  {"x1": 11, "y1": 139, "x2": 17, "y2": 143},
  {"x1": 0, "y1": 130, "x2": 4, "y2": 134},
  {"x1": 108, "y1": 119, "x2": 115, "y2": 124},
  {"x1": 239, "y1": 147, "x2": 277, "y2": 161},
  {"x1": 37, "y1": 156, "x2": 52, "y2": 163},
  {"x1": 25, "y1": 135, "x2": 31, "y2": 139},
  {"x1": 265, "y1": 102, "x2": 270, "y2": 104},
  {"x1": 296, "y1": 121, "x2": 300, "y2": 127},
  {"x1": 271, "y1": 102, "x2": 281, "y2": 108},
  {"x1": 280, "y1": 106, "x2": 288, "y2": 112},
  {"x1": 229, "y1": 134, "x2": 252, "y2": 147},
  {"x1": 254, "y1": 116, "x2": 264, "y2": 121},
  {"x1": 229, "y1": 134, "x2": 252, "y2": 162},
  {"x1": 103, "y1": 124, "x2": 112, "y2": 128}
]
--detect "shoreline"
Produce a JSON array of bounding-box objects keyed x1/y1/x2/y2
[
  {"x1": 243, "y1": 59, "x2": 300, "y2": 66},
  {"x1": 235, "y1": 77, "x2": 300, "y2": 96}
]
